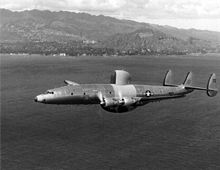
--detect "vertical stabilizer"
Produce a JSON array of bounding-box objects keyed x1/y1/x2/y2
[
  {"x1": 163, "y1": 70, "x2": 175, "y2": 86},
  {"x1": 207, "y1": 73, "x2": 218, "y2": 97},
  {"x1": 183, "y1": 72, "x2": 193, "y2": 86}
]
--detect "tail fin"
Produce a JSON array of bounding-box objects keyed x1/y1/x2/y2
[
  {"x1": 183, "y1": 72, "x2": 193, "y2": 86},
  {"x1": 207, "y1": 73, "x2": 218, "y2": 97},
  {"x1": 184, "y1": 73, "x2": 218, "y2": 97},
  {"x1": 163, "y1": 70, "x2": 177, "y2": 86}
]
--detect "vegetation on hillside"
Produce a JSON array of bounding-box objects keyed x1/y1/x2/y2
[{"x1": 0, "y1": 9, "x2": 220, "y2": 55}]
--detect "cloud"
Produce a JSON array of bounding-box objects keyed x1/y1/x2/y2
[
  {"x1": 0, "y1": 0, "x2": 127, "y2": 12},
  {"x1": 144, "y1": 0, "x2": 220, "y2": 19},
  {"x1": 1, "y1": 0, "x2": 219, "y2": 18}
]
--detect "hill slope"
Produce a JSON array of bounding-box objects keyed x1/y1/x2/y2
[{"x1": 0, "y1": 9, "x2": 220, "y2": 55}]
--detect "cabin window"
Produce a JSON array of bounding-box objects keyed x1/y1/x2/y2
[
  {"x1": 83, "y1": 92, "x2": 86, "y2": 95},
  {"x1": 71, "y1": 93, "x2": 73, "y2": 95},
  {"x1": 109, "y1": 91, "x2": 111, "y2": 94}
]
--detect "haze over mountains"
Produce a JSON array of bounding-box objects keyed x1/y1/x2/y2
[{"x1": 0, "y1": 9, "x2": 220, "y2": 55}]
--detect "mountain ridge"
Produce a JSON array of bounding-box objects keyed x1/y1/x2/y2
[{"x1": 0, "y1": 9, "x2": 220, "y2": 55}]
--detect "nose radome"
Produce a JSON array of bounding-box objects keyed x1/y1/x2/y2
[
  {"x1": 34, "y1": 96, "x2": 38, "y2": 102},
  {"x1": 34, "y1": 95, "x2": 45, "y2": 103}
]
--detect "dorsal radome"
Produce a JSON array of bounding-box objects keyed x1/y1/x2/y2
[
  {"x1": 110, "y1": 70, "x2": 131, "y2": 85},
  {"x1": 64, "y1": 80, "x2": 79, "y2": 85}
]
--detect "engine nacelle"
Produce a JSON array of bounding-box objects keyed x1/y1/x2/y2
[
  {"x1": 102, "y1": 98, "x2": 119, "y2": 107},
  {"x1": 100, "y1": 97, "x2": 138, "y2": 113},
  {"x1": 121, "y1": 97, "x2": 137, "y2": 106},
  {"x1": 101, "y1": 104, "x2": 137, "y2": 113}
]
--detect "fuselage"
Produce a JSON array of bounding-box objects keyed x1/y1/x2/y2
[{"x1": 35, "y1": 84, "x2": 189, "y2": 112}]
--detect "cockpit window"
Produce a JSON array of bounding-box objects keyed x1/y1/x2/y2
[{"x1": 45, "y1": 91, "x2": 54, "y2": 94}]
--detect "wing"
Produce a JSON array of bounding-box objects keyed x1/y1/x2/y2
[{"x1": 64, "y1": 80, "x2": 79, "y2": 85}]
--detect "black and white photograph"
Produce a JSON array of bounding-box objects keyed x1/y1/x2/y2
[{"x1": 1, "y1": 0, "x2": 220, "y2": 169}]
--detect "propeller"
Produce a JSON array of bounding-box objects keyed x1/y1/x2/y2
[
  {"x1": 118, "y1": 91, "x2": 125, "y2": 105},
  {"x1": 98, "y1": 91, "x2": 105, "y2": 106}
]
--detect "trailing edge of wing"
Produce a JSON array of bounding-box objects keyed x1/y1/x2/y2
[{"x1": 64, "y1": 80, "x2": 79, "y2": 85}]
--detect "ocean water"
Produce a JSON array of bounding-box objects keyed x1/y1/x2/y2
[{"x1": 1, "y1": 54, "x2": 220, "y2": 170}]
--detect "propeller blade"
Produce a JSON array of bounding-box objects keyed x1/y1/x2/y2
[
  {"x1": 118, "y1": 91, "x2": 125, "y2": 105},
  {"x1": 98, "y1": 92, "x2": 105, "y2": 105}
]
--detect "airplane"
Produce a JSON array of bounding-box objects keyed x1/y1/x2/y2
[{"x1": 34, "y1": 70, "x2": 218, "y2": 113}]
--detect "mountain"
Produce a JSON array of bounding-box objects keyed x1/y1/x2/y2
[
  {"x1": 0, "y1": 8, "x2": 146, "y2": 42},
  {"x1": 0, "y1": 9, "x2": 220, "y2": 55}
]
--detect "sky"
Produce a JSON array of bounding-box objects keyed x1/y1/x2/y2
[{"x1": 0, "y1": 0, "x2": 220, "y2": 32}]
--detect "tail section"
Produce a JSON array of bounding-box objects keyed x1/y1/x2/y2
[
  {"x1": 163, "y1": 70, "x2": 218, "y2": 97},
  {"x1": 207, "y1": 73, "x2": 218, "y2": 97},
  {"x1": 184, "y1": 73, "x2": 218, "y2": 97}
]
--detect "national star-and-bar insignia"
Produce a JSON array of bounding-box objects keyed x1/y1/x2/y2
[{"x1": 145, "y1": 90, "x2": 151, "y2": 97}]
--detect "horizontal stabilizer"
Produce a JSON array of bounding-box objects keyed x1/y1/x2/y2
[
  {"x1": 184, "y1": 86, "x2": 206, "y2": 91},
  {"x1": 64, "y1": 80, "x2": 79, "y2": 85}
]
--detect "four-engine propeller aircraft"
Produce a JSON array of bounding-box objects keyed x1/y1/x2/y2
[{"x1": 35, "y1": 70, "x2": 218, "y2": 113}]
